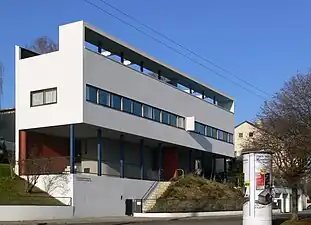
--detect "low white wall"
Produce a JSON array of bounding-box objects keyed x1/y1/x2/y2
[
  {"x1": 0, "y1": 206, "x2": 73, "y2": 221},
  {"x1": 21, "y1": 174, "x2": 73, "y2": 205},
  {"x1": 72, "y1": 174, "x2": 155, "y2": 217}
]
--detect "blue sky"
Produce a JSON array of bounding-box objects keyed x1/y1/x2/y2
[{"x1": 1, "y1": 0, "x2": 311, "y2": 125}]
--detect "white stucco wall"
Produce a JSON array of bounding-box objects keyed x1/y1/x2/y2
[
  {"x1": 72, "y1": 174, "x2": 155, "y2": 217},
  {"x1": 21, "y1": 174, "x2": 73, "y2": 205},
  {"x1": 0, "y1": 206, "x2": 73, "y2": 221}
]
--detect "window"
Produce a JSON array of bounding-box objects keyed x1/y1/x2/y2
[
  {"x1": 31, "y1": 88, "x2": 57, "y2": 107},
  {"x1": 218, "y1": 130, "x2": 224, "y2": 140},
  {"x1": 223, "y1": 132, "x2": 228, "y2": 142},
  {"x1": 99, "y1": 90, "x2": 110, "y2": 106},
  {"x1": 122, "y1": 98, "x2": 132, "y2": 113},
  {"x1": 169, "y1": 114, "x2": 177, "y2": 127},
  {"x1": 31, "y1": 91, "x2": 44, "y2": 106},
  {"x1": 238, "y1": 133, "x2": 243, "y2": 138},
  {"x1": 162, "y1": 111, "x2": 169, "y2": 124},
  {"x1": 177, "y1": 117, "x2": 185, "y2": 129},
  {"x1": 153, "y1": 108, "x2": 161, "y2": 122},
  {"x1": 206, "y1": 126, "x2": 212, "y2": 137},
  {"x1": 249, "y1": 132, "x2": 254, "y2": 137},
  {"x1": 86, "y1": 85, "x2": 97, "y2": 103},
  {"x1": 133, "y1": 101, "x2": 142, "y2": 116},
  {"x1": 195, "y1": 122, "x2": 205, "y2": 135},
  {"x1": 229, "y1": 134, "x2": 233, "y2": 143},
  {"x1": 111, "y1": 94, "x2": 121, "y2": 110},
  {"x1": 143, "y1": 105, "x2": 153, "y2": 119},
  {"x1": 45, "y1": 89, "x2": 57, "y2": 104},
  {"x1": 211, "y1": 128, "x2": 217, "y2": 139}
]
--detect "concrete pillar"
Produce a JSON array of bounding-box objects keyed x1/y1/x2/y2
[
  {"x1": 158, "y1": 143, "x2": 163, "y2": 180},
  {"x1": 97, "y1": 129, "x2": 102, "y2": 176},
  {"x1": 69, "y1": 124, "x2": 75, "y2": 174},
  {"x1": 285, "y1": 194, "x2": 291, "y2": 213},
  {"x1": 188, "y1": 149, "x2": 192, "y2": 173},
  {"x1": 19, "y1": 130, "x2": 27, "y2": 175},
  {"x1": 140, "y1": 139, "x2": 144, "y2": 180},
  {"x1": 120, "y1": 134, "x2": 124, "y2": 178}
]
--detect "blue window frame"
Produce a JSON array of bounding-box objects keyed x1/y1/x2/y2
[
  {"x1": 111, "y1": 94, "x2": 121, "y2": 110},
  {"x1": 99, "y1": 89, "x2": 110, "y2": 106},
  {"x1": 143, "y1": 105, "x2": 153, "y2": 119},
  {"x1": 122, "y1": 98, "x2": 132, "y2": 113},
  {"x1": 195, "y1": 122, "x2": 205, "y2": 135},
  {"x1": 169, "y1": 113, "x2": 177, "y2": 127},
  {"x1": 162, "y1": 111, "x2": 169, "y2": 124},
  {"x1": 86, "y1": 85, "x2": 97, "y2": 103},
  {"x1": 133, "y1": 101, "x2": 142, "y2": 116},
  {"x1": 153, "y1": 108, "x2": 161, "y2": 122}
]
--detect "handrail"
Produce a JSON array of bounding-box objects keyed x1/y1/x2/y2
[{"x1": 142, "y1": 169, "x2": 164, "y2": 200}]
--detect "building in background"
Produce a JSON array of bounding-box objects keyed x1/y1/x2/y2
[{"x1": 234, "y1": 120, "x2": 261, "y2": 157}]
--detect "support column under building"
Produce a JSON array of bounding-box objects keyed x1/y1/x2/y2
[
  {"x1": 223, "y1": 157, "x2": 227, "y2": 181},
  {"x1": 120, "y1": 134, "x2": 124, "y2": 178},
  {"x1": 212, "y1": 154, "x2": 216, "y2": 179},
  {"x1": 201, "y1": 151, "x2": 205, "y2": 178},
  {"x1": 69, "y1": 124, "x2": 75, "y2": 174},
  {"x1": 97, "y1": 129, "x2": 102, "y2": 176},
  {"x1": 140, "y1": 139, "x2": 144, "y2": 180},
  {"x1": 188, "y1": 149, "x2": 192, "y2": 173},
  {"x1": 158, "y1": 143, "x2": 163, "y2": 180}
]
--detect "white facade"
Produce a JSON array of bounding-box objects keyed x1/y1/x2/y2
[{"x1": 15, "y1": 20, "x2": 235, "y2": 165}]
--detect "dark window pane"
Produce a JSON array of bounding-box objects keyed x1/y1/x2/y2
[
  {"x1": 122, "y1": 98, "x2": 132, "y2": 113},
  {"x1": 162, "y1": 111, "x2": 169, "y2": 124},
  {"x1": 212, "y1": 128, "x2": 217, "y2": 138},
  {"x1": 133, "y1": 101, "x2": 142, "y2": 116},
  {"x1": 195, "y1": 122, "x2": 205, "y2": 135},
  {"x1": 99, "y1": 90, "x2": 110, "y2": 106},
  {"x1": 143, "y1": 105, "x2": 153, "y2": 119},
  {"x1": 86, "y1": 85, "x2": 97, "y2": 103},
  {"x1": 153, "y1": 108, "x2": 161, "y2": 122},
  {"x1": 169, "y1": 114, "x2": 177, "y2": 126},
  {"x1": 111, "y1": 94, "x2": 121, "y2": 110}
]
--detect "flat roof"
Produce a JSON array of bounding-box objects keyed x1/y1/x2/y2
[{"x1": 82, "y1": 21, "x2": 234, "y2": 102}]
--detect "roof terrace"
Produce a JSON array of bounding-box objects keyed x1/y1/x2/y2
[{"x1": 83, "y1": 22, "x2": 234, "y2": 113}]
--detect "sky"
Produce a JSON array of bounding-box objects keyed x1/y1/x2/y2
[{"x1": 1, "y1": 0, "x2": 311, "y2": 125}]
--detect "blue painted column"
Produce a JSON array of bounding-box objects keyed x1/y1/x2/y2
[
  {"x1": 97, "y1": 129, "x2": 102, "y2": 176},
  {"x1": 158, "y1": 143, "x2": 163, "y2": 180},
  {"x1": 69, "y1": 124, "x2": 75, "y2": 174},
  {"x1": 188, "y1": 149, "x2": 192, "y2": 173},
  {"x1": 140, "y1": 139, "x2": 144, "y2": 180},
  {"x1": 120, "y1": 134, "x2": 124, "y2": 178}
]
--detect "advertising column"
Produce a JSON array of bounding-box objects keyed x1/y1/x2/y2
[{"x1": 243, "y1": 151, "x2": 273, "y2": 225}]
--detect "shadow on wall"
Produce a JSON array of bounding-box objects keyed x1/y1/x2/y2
[{"x1": 189, "y1": 132, "x2": 212, "y2": 152}]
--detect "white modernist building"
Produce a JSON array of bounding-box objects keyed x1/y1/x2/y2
[{"x1": 12, "y1": 21, "x2": 235, "y2": 219}]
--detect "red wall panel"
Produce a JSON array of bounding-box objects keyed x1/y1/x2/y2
[{"x1": 163, "y1": 148, "x2": 179, "y2": 180}]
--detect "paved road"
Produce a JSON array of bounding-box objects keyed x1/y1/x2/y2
[{"x1": 44, "y1": 215, "x2": 294, "y2": 225}]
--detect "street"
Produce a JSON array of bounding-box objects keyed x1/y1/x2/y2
[{"x1": 43, "y1": 214, "x2": 302, "y2": 225}]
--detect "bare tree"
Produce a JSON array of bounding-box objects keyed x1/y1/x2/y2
[
  {"x1": 244, "y1": 72, "x2": 311, "y2": 221},
  {"x1": 28, "y1": 36, "x2": 58, "y2": 54}
]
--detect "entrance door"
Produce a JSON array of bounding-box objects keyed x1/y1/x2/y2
[{"x1": 163, "y1": 148, "x2": 178, "y2": 180}]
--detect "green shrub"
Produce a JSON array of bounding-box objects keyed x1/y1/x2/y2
[{"x1": 150, "y1": 174, "x2": 243, "y2": 212}]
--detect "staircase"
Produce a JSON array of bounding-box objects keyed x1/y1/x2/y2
[{"x1": 142, "y1": 181, "x2": 171, "y2": 212}]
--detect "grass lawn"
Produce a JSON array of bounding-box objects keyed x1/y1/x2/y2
[{"x1": 0, "y1": 163, "x2": 64, "y2": 205}]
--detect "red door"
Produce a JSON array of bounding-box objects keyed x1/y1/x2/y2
[{"x1": 163, "y1": 148, "x2": 179, "y2": 180}]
